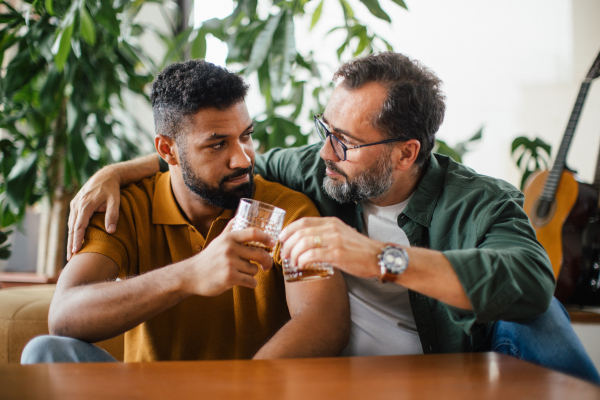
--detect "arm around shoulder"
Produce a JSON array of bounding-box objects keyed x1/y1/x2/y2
[{"x1": 68, "y1": 154, "x2": 161, "y2": 259}]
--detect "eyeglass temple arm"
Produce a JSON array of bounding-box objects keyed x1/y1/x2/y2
[{"x1": 351, "y1": 137, "x2": 405, "y2": 150}]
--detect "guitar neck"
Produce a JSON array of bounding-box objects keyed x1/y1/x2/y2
[
  {"x1": 540, "y1": 80, "x2": 592, "y2": 202},
  {"x1": 594, "y1": 135, "x2": 600, "y2": 194}
]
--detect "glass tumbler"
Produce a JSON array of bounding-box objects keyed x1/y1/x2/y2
[{"x1": 232, "y1": 199, "x2": 286, "y2": 263}]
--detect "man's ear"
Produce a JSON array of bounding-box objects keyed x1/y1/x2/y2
[
  {"x1": 393, "y1": 139, "x2": 421, "y2": 171},
  {"x1": 155, "y1": 135, "x2": 178, "y2": 166}
]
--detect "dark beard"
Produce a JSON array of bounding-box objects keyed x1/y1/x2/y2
[
  {"x1": 322, "y1": 155, "x2": 394, "y2": 204},
  {"x1": 180, "y1": 152, "x2": 254, "y2": 210}
]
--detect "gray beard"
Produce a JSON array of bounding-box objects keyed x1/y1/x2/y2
[{"x1": 322, "y1": 155, "x2": 394, "y2": 204}]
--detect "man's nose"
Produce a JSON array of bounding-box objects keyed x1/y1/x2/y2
[
  {"x1": 229, "y1": 142, "x2": 252, "y2": 170},
  {"x1": 319, "y1": 135, "x2": 339, "y2": 162}
]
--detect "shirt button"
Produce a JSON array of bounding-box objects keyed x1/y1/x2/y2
[{"x1": 196, "y1": 245, "x2": 201, "y2": 252}]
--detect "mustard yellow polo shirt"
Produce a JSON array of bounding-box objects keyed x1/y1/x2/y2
[{"x1": 79, "y1": 172, "x2": 319, "y2": 362}]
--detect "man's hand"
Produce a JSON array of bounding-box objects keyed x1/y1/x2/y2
[
  {"x1": 279, "y1": 217, "x2": 382, "y2": 279},
  {"x1": 182, "y1": 220, "x2": 276, "y2": 296},
  {"x1": 68, "y1": 165, "x2": 122, "y2": 261},
  {"x1": 68, "y1": 154, "x2": 161, "y2": 261}
]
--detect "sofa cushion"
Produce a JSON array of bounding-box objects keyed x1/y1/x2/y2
[{"x1": 0, "y1": 284, "x2": 124, "y2": 363}]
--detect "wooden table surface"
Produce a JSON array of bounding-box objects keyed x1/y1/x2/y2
[{"x1": 2, "y1": 352, "x2": 599, "y2": 400}]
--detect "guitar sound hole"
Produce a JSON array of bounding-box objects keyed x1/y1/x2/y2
[
  {"x1": 531, "y1": 199, "x2": 556, "y2": 228},
  {"x1": 536, "y1": 200, "x2": 552, "y2": 219}
]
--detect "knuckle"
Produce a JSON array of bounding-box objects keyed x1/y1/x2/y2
[
  {"x1": 224, "y1": 245, "x2": 235, "y2": 257},
  {"x1": 332, "y1": 248, "x2": 343, "y2": 259}
]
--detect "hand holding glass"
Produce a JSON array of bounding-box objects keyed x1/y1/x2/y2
[{"x1": 232, "y1": 199, "x2": 333, "y2": 282}]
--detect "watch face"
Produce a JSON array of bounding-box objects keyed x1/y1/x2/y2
[{"x1": 383, "y1": 247, "x2": 407, "y2": 274}]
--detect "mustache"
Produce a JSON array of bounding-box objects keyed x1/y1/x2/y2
[
  {"x1": 220, "y1": 166, "x2": 253, "y2": 184},
  {"x1": 324, "y1": 160, "x2": 348, "y2": 179}
]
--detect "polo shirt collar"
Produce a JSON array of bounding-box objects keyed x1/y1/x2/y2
[
  {"x1": 152, "y1": 172, "x2": 235, "y2": 225},
  {"x1": 402, "y1": 154, "x2": 446, "y2": 228}
]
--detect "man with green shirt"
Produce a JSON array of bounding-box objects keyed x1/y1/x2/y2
[{"x1": 67, "y1": 52, "x2": 599, "y2": 382}]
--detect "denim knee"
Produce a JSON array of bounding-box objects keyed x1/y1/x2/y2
[{"x1": 20, "y1": 335, "x2": 117, "y2": 364}]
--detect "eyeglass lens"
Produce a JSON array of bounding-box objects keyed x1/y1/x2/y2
[{"x1": 315, "y1": 118, "x2": 346, "y2": 161}]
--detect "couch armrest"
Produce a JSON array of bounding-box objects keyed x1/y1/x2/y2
[{"x1": 0, "y1": 284, "x2": 124, "y2": 364}]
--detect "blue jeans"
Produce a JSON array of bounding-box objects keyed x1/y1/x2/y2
[
  {"x1": 21, "y1": 298, "x2": 600, "y2": 384},
  {"x1": 477, "y1": 297, "x2": 600, "y2": 384},
  {"x1": 21, "y1": 335, "x2": 117, "y2": 363}
]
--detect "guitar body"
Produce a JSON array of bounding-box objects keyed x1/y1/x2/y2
[{"x1": 523, "y1": 170, "x2": 598, "y2": 302}]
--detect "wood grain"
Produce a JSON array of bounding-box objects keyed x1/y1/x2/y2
[
  {"x1": 1, "y1": 353, "x2": 598, "y2": 400},
  {"x1": 568, "y1": 310, "x2": 600, "y2": 324}
]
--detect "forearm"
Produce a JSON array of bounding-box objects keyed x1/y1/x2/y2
[
  {"x1": 111, "y1": 154, "x2": 160, "y2": 187},
  {"x1": 253, "y1": 273, "x2": 351, "y2": 359},
  {"x1": 49, "y1": 260, "x2": 191, "y2": 343},
  {"x1": 396, "y1": 247, "x2": 473, "y2": 310},
  {"x1": 253, "y1": 304, "x2": 350, "y2": 359}
]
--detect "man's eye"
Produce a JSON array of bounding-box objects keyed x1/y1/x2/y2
[
  {"x1": 336, "y1": 133, "x2": 350, "y2": 144},
  {"x1": 212, "y1": 141, "x2": 226, "y2": 149},
  {"x1": 242, "y1": 130, "x2": 254, "y2": 140}
]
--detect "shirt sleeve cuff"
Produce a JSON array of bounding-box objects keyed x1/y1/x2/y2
[
  {"x1": 443, "y1": 248, "x2": 523, "y2": 325},
  {"x1": 78, "y1": 239, "x2": 128, "y2": 273}
]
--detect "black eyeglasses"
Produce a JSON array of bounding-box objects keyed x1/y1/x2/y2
[{"x1": 313, "y1": 114, "x2": 406, "y2": 161}]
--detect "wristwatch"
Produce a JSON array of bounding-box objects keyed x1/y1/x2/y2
[{"x1": 378, "y1": 244, "x2": 409, "y2": 283}]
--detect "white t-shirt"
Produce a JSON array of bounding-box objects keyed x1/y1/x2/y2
[{"x1": 340, "y1": 196, "x2": 423, "y2": 356}]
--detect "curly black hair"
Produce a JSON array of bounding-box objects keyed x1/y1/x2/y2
[
  {"x1": 334, "y1": 52, "x2": 446, "y2": 167},
  {"x1": 151, "y1": 59, "x2": 249, "y2": 140}
]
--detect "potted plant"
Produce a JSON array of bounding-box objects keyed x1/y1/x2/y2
[{"x1": 0, "y1": 0, "x2": 156, "y2": 277}]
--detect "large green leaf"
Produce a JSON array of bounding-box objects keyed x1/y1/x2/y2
[
  {"x1": 0, "y1": 139, "x2": 16, "y2": 178},
  {"x1": 359, "y1": 0, "x2": 391, "y2": 22},
  {"x1": 52, "y1": 21, "x2": 75, "y2": 71},
  {"x1": 39, "y1": 68, "x2": 63, "y2": 114},
  {"x1": 245, "y1": 10, "x2": 283, "y2": 75},
  {"x1": 5, "y1": 152, "x2": 38, "y2": 212},
  {"x1": 268, "y1": 10, "x2": 295, "y2": 102},
  {"x1": 79, "y1": 6, "x2": 96, "y2": 46},
  {"x1": 310, "y1": 0, "x2": 324, "y2": 30},
  {"x1": 45, "y1": 0, "x2": 55, "y2": 16},
  {"x1": 90, "y1": 1, "x2": 120, "y2": 36},
  {"x1": 3, "y1": 47, "x2": 46, "y2": 96},
  {"x1": 339, "y1": 0, "x2": 355, "y2": 19},
  {"x1": 389, "y1": 0, "x2": 408, "y2": 10},
  {"x1": 1, "y1": 200, "x2": 17, "y2": 228},
  {"x1": 0, "y1": 229, "x2": 9, "y2": 245},
  {"x1": 0, "y1": 244, "x2": 11, "y2": 260},
  {"x1": 511, "y1": 136, "x2": 552, "y2": 189},
  {"x1": 191, "y1": 29, "x2": 207, "y2": 60},
  {"x1": 435, "y1": 140, "x2": 462, "y2": 163}
]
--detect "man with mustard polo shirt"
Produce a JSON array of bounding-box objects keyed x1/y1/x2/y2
[{"x1": 20, "y1": 60, "x2": 350, "y2": 363}]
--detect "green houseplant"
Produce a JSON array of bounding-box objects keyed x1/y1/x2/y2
[
  {"x1": 0, "y1": 0, "x2": 156, "y2": 274},
  {"x1": 511, "y1": 136, "x2": 552, "y2": 190}
]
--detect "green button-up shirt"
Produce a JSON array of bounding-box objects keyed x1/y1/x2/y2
[{"x1": 254, "y1": 143, "x2": 555, "y2": 354}]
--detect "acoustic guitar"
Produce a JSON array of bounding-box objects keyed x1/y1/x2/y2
[{"x1": 523, "y1": 50, "x2": 600, "y2": 303}]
